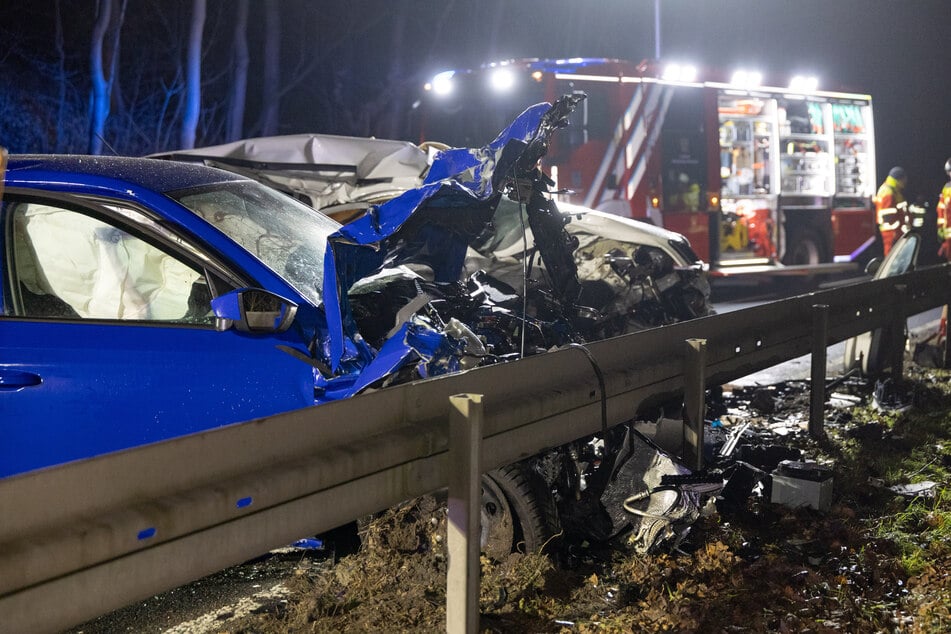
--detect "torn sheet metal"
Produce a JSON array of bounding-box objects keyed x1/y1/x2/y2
[
  {"x1": 591, "y1": 429, "x2": 712, "y2": 554},
  {"x1": 889, "y1": 481, "x2": 937, "y2": 498},
  {"x1": 320, "y1": 104, "x2": 551, "y2": 379}
]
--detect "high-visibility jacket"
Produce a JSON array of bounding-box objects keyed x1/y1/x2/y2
[
  {"x1": 938, "y1": 180, "x2": 951, "y2": 239},
  {"x1": 875, "y1": 175, "x2": 906, "y2": 254},
  {"x1": 938, "y1": 180, "x2": 951, "y2": 261}
]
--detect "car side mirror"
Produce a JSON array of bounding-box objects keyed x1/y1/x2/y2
[
  {"x1": 864, "y1": 258, "x2": 881, "y2": 276},
  {"x1": 211, "y1": 288, "x2": 297, "y2": 333}
]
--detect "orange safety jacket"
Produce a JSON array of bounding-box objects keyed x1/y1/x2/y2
[
  {"x1": 875, "y1": 175, "x2": 907, "y2": 255},
  {"x1": 938, "y1": 180, "x2": 951, "y2": 239},
  {"x1": 938, "y1": 180, "x2": 951, "y2": 261},
  {"x1": 874, "y1": 175, "x2": 906, "y2": 232}
]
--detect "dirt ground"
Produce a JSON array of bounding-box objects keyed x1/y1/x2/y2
[{"x1": 220, "y1": 361, "x2": 951, "y2": 633}]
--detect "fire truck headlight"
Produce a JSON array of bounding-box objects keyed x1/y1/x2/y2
[
  {"x1": 789, "y1": 75, "x2": 819, "y2": 92},
  {"x1": 490, "y1": 68, "x2": 515, "y2": 92},
  {"x1": 429, "y1": 71, "x2": 455, "y2": 96},
  {"x1": 662, "y1": 63, "x2": 697, "y2": 83},
  {"x1": 731, "y1": 70, "x2": 762, "y2": 88}
]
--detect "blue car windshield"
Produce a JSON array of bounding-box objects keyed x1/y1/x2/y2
[{"x1": 172, "y1": 181, "x2": 340, "y2": 306}]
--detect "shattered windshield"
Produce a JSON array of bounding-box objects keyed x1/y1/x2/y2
[{"x1": 171, "y1": 181, "x2": 340, "y2": 306}]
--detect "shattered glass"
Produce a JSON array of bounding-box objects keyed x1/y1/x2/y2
[{"x1": 174, "y1": 181, "x2": 340, "y2": 307}]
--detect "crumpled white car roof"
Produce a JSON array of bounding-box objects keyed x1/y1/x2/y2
[{"x1": 151, "y1": 134, "x2": 430, "y2": 210}]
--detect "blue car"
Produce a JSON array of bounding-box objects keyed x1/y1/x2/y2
[{"x1": 0, "y1": 155, "x2": 348, "y2": 477}]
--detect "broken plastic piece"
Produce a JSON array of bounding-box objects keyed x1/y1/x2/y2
[
  {"x1": 720, "y1": 461, "x2": 768, "y2": 510},
  {"x1": 889, "y1": 481, "x2": 937, "y2": 498},
  {"x1": 872, "y1": 378, "x2": 912, "y2": 412},
  {"x1": 736, "y1": 444, "x2": 803, "y2": 470}
]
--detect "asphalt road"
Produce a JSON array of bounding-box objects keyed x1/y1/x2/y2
[{"x1": 711, "y1": 277, "x2": 943, "y2": 387}]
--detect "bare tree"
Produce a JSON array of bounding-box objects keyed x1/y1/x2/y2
[
  {"x1": 88, "y1": 0, "x2": 127, "y2": 154},
  {"x1": 226, "y1": 0, "x2": 250, "y2": 142},
  {"x1": 259, "y1": 0, "x2": 281, "y2": 136},
  {"x1": 89, "y1": 0, "x2": 112, "y2": 153},
  {"x1": 179, "y1": 0, "x2": 206, "y2": 149},
  {"x1": 53, "y1": 0, "x2": 69, "y2": 152}
]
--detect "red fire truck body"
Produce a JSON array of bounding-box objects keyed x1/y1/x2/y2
[{"x1": 418, "y1": 58, "x2": 878, "y2": 275}]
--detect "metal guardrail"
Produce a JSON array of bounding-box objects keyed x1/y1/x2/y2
[{"x1": 1, "y1": 264, "x2": 950, "y2": 633}]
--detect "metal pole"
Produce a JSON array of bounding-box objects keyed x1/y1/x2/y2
[
  {"x1": 654, "y1": 0, "x2": 662, "y2": 59},
  {"x1": 683, "y1": 339, "x2": 706, "y2": 471},
  {"x1": 446, "y1": 394, "x2": 483, "y2": 634},
  {"x1": 942, "y1": 304, "x2": 950, "y2": 369},
  {"x1": 889, "y1": 285, "x2": 907, "y2": 381},
  {"x1": 810, "y1": 304, "x2": 829, "y2": 438}
]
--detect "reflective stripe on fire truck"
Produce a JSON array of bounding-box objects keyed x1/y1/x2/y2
[{"x1": 584, "y1": 81, "x2": 673, "y2": 211}]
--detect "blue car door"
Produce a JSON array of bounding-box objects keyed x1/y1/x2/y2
[{"x1": 0, "y1": 197, "x2": 317, "y2": 478}]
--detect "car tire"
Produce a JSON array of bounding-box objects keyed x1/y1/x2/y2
[{"x1": 483, "y1": 464, "x2": 560, "y2": 558}]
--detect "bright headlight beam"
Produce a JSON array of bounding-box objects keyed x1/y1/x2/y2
[
  {"x1": 730, "y1": 70, "x2": 763, "y2": 88},
  {"x1": 431, "y1": 70, "x2": 455, "y2": 96},
  {"x1": 662, "y1": 63, "x2": 697, "y2": 83},
  {"x1": 789, "y1": 75, "x2": 819, "y2": 93},
  {"x1": 490, "y1": 68, "x2": 515, "y2": 92}
]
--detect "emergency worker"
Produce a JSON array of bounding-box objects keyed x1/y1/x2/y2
[
  {"x1": 875, "y1": 166, "x2": 908, "y2": 256},
  {"x1": 937, "y1": 158, "x2": 951, "y2": 261},
  {"x1": 936, "y1": 158, "x2": 951, "y2": 356}
]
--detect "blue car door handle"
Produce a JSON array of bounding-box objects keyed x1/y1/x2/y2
[{"x1": 0, "y1": 370, "x2": 43, "y2": 389}]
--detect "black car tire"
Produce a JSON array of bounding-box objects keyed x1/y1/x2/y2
[{"x1": 483, "y1": 464, "x2": 560, "y2": 558}]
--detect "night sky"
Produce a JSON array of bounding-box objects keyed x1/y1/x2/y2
[{"x1": 1, "y1": 0, "x2": 949, "y2": 200}]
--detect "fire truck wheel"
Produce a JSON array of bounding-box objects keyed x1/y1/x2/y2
[
  {"x1": 784, "y1": 226, "x2": 828, "y2": 265},
  {"x1": 482, "y1": 464, "x2": 560, "y2": 559}
]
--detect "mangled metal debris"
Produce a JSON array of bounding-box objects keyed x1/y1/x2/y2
[
  {"x1": 278, "y1": 95, "x2": 712, "y2": 407},
  {"x1": 872, "y1": 378, "x2": 914, "y2": 412},
  {"x1": 888, "y1": 481, "x2": 937, "y2": 498}
]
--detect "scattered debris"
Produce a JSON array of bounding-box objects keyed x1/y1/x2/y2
[
  {"x1": 770, "y1": 460, "x2": 834, "y2": 511},
  {"x1": 873, "y1": 377, "x2": 914, "y2": 412},
  {"x1": 889, "y1": 481, "x2": 938, "y2": 498}
]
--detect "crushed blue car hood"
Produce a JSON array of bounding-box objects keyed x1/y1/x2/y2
[{"x1": 317, "y1": 102, "x2": 550, "y2": 398}]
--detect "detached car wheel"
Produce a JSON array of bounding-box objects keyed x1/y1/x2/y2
[{"x1": 483, "y1": 464, "x2": 560, "y2": 558}]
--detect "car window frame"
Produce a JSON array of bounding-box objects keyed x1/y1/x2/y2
[
  {"x1": 1, "y1": 190, "x2": 250, "y2": 325},
  {"x1": 873, "y1": 232, "x2": 919, "y2": 279}
]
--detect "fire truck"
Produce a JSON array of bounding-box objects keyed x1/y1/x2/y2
[{"x1": 416, "y1": 58, "x2": 878, "y2": 276}]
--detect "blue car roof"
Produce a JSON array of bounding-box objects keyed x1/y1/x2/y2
[{"x1": 5, "y1": 154, "x2": 246, "y2": 193}]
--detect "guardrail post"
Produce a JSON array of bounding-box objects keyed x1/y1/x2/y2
[
  {"x1": 889, "y1": 284, "x2": 907, "y2": 381},
  {"x1": 683, "y1": 339, "x2": 707, "y2": 471},
  {"x1": 810, "y1": 304, "x2": 829, "y2": 438},
  {"x1": 447, "y1": 393, "x2": 483, "y2": 634},
  {"x1": 943, "y1": 305, "x2": 951, "y2": 369}
]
